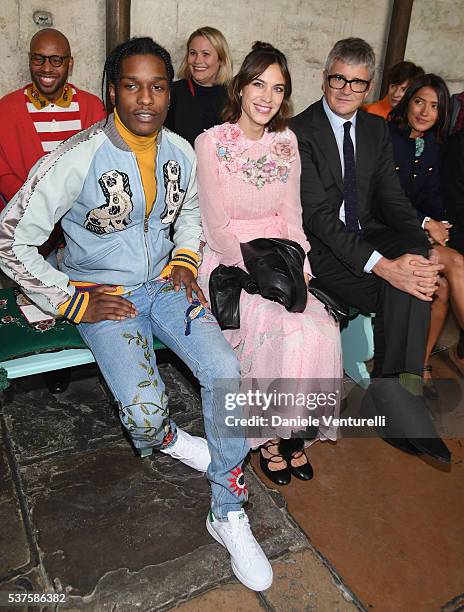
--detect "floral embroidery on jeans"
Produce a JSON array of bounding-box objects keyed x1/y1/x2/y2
[
  {"x1": 122, "y1": 331, "x2": 168, "y2": 430},
  {"x1": 162, "y1": 428, "x2": 174, "y2": 447},
  {"x1": 184, "y1": 299, "x2": 206, "y2": 335},
  {"x1": 227, "y1": 467, "x2": 247, "y2": 496},
  {"x1": 159, "y1": 281, "x2": 175, "y2": 293}
]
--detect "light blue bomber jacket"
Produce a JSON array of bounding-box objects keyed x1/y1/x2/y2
[{"x1": 0, "y1": 114, "x2": 202, "y2": 320}]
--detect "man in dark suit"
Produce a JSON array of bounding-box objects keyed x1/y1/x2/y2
[{"x1": 291, "y1": 38, "x2": 450, "y2": 462}]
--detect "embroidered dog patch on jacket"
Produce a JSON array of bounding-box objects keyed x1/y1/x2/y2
[
  {"x1": 161, "y1": 160, "x2": 185, "y2": 224},
  {"x1": 84, "y1": 170, "x2": 134, "y2": 234}
]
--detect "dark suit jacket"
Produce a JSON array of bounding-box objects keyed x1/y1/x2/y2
[
  {"x1": 290, "y1": 99, "x2": 427, "y2": 277},
  {"x1": 389, "y1": 124, "x2": 445, "y2": 223}
]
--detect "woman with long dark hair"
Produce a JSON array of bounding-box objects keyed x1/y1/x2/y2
[
  {"x1": 389, "y1": 74, "x2": 464, "y2": 394},
  {"x1": 195, "y1": 42, "x2": 342, "y2": 486}
]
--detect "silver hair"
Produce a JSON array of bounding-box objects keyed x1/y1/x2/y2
[{"x1": 325, "y1": 37, "x2": 376, "y2": 80}]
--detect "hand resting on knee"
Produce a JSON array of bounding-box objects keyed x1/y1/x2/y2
[
  {"x1": 81, "y1": 285, "x2": 138, "y2": 323},
  {"x1": 372, "y1": 252, "x2": 443, "y2": 301}
]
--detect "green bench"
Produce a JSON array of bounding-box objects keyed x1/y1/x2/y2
[
  {"x1": 0, "y1": 287, "x2": 166, "y2": 457},
  {"x1": 0, "y1": 286, "x2": 375, "y2": 456}
]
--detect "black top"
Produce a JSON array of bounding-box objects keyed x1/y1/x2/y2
[
  {"x1": 389, "y1": 123, "x2": 445, "y2": 223},
  {"x1": 165, "y1": 79, "x2": 227, "y2": 147}
]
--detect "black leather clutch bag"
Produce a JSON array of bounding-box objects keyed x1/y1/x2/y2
[
  {"x1": 209, "y1": 238, "x2": 318, "y2": 330},
  {"x1": 240, "y1": 238, "x2": 308, "y2": 313},
  {"x1": 209, "y1": 265, "x2": 258, "y2": 329}
]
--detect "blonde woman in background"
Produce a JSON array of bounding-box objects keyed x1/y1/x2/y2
[{"x1": 166, "y1": 26, "x2": 232, "y2": 145}]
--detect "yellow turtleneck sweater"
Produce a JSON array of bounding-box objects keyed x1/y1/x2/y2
[
  {"x1": 56, "y1": 112, "x2": 199, "y2": 323},
  {"x1": 114, "y1": 108, "x2": 157, "y2": 216},
  {"x1": 113, "y1": 110, "x2": 199, "y2": 278}
]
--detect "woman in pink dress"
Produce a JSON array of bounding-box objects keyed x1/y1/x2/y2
[{"x1": 195, "y1": 42, "x2": 342, "y2": 486}]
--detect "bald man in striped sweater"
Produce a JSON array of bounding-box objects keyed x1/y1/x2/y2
[
  {"x1": 0, "y1": 28, "x2": 105, "y2": 392},
  {"x1": 0, "y1": 28, "x2": 105, "y2": 207}
]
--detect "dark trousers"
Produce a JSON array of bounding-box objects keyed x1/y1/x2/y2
[{"x1": 309, "y1": 228, "x2": 431, "y2": 376}]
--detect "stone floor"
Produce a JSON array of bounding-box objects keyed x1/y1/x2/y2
[
  {"x1": 0, "y1": 316, "x2": 463, "y2": 611},
  {"x1": 0, "y1": 356, "x2": 360, "y2": 611}
]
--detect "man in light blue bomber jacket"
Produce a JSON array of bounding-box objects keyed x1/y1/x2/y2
[{"x1": 0, "y1": 37, "x2": 273, "y2": 592}]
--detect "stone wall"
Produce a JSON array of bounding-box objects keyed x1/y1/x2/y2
[
  {"x1": 0, "y1": 0, "x2": 106, "y2": 100},
  {"x1": 406, "y1": 0, "x2": 464, "y2": 93},
  {"x1": 1, "y1": 0, "x2": 463, "y2": 113},
  {"x1": 130, "y1": 0, "x2": 392, "y2": 113}
]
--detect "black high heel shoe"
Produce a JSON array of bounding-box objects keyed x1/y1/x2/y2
[
  {"x1": 279, "y1": 437, "x2": 314, "y2": 481},
  {"x1": 423, "y1": 365, "x2": 438, "y2": 400},
  {"x1": 259, "y1": 440, "x2": 291, "y2": 486}
]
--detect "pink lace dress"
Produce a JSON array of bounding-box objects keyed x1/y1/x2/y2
[{"x1": 195, "y1": 123, "x2": 342, "y2": 445}]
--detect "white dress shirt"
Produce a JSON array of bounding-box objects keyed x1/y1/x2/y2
[{"x1": 322, "y1": 97, "x2": 382, "y2": 272}]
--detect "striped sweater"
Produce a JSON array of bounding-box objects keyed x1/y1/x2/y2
[
  {"x1": 0, "y1": 83, "x2": 105, "y2": 204},
  {"x1": 25, "y1": 84, "x2": 86, "y2": 153}
]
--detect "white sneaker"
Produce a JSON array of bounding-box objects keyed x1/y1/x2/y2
[
  {"x1": 206, "y1": 509, "x2": 273, "y2": 591},
  {"x1": 160, "y1": 428, "x2": 210, "y2": 472}
]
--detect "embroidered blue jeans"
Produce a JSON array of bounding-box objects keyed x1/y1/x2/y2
[{"x1": 78, "y1": 280, "x2": 249, "y2": 518}]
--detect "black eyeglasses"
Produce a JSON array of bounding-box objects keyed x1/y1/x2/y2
[
  {"x1": 30, "y1": 53, "x2": 70, "y2": 67},
  {"x1": 327, "y1": 74, "x2": 370, "y2": 93}
]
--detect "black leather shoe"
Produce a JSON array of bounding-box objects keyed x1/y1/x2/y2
[
  {"x1": 289, "y1": 454, "x2": 314, "y2": 480},
  {"x1": 44, "y1": 369, "x2": 71, "y2": 394},
  {"x1": 379, "y1": 436, "x2": 450, "y2": 463},
  {"x1": 408, "y1": 438, "x2": 451, "y2": 463},
  {"x1": 361, "y1": 380, "x2": 451, "y2": 463},
  {"x1": 383, "y1": 437, "x2": 423, "y2": 456},
  {"x1": 279, "y1": 437, "x2": 314, "y2": 481},
  {"x1": 259, "y1": 442, "x2": 291, "y2": 486}
]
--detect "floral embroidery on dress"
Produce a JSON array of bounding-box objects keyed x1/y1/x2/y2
[{"x1": 215, "y1": 123, "x2": 296, "y2": 189}]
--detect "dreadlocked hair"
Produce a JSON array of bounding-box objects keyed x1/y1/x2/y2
[{"x1": 101, "y1": 37, "x2": 174, "y2": 113}]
